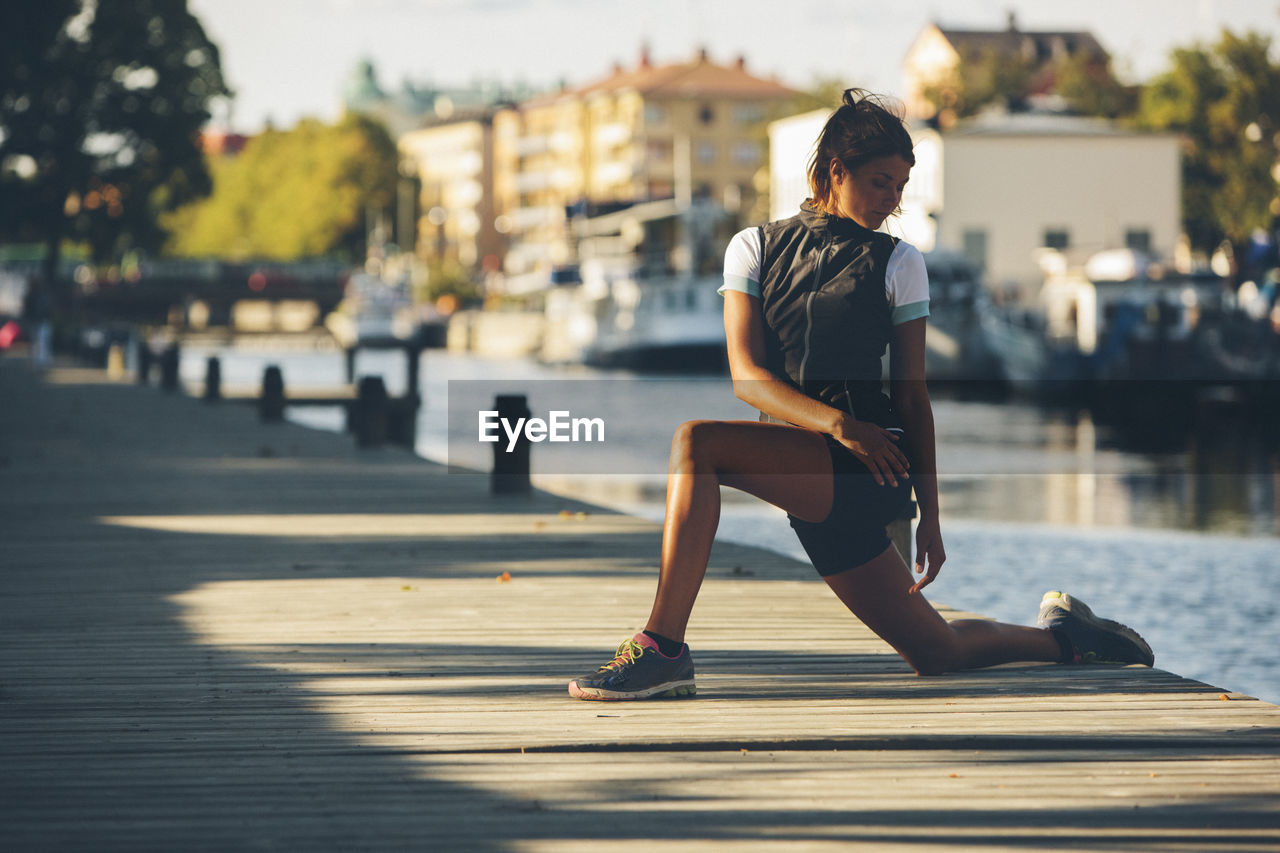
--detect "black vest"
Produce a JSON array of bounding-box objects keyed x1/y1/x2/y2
[{"x1": 759, "y1": 201, "x2": 900, "y2": 428}]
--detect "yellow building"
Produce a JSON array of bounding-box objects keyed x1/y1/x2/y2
[
  {"x1": 399, "y1": 113, "x2": 502, "y2": 273},
  {"x1": 496, "y1": 47, "x2": 796, "y2": 285},
  {"x1": 902, "y1": 14, "x2": 1108, "y2": 122}
]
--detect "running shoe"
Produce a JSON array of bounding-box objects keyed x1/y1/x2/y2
[
  {"x1": 568, "y1": 633, "x2": 696, "y2": 700},
  {"x1": 1037, "y1": 591, "x2": 1155, "y2": 666}
]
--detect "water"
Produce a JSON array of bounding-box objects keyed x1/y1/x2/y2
[{"x1": 180, "y1": 345, "x2": 1280, "y2": 704}]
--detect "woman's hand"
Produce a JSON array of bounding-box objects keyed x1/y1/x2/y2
[
  {"x1": 831, "y1": 415, "x2": 910, "y2": 486},
  {"x1": 909, "y1": 513, "x2": 946, "y2": 594}
]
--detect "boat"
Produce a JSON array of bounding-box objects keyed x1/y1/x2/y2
[
  {"x1": 918, "y1": 250, "x2": 1004, "y2": 388},
  {"x1": 979, "y1": 248, "x2": 1272, "y2": 413},
  {"x1": 541, "y1": 197, "x2": 729, "y2": 371},
  {"x1": 326, "y1": 271, "x2": 445, "y2": 349}
]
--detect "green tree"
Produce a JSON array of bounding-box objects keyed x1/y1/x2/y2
[
  {"x1": 920, "y1": 47, "x2": 1133, "y2": 126},
  {"x1": 1052, "y1": 52, "x2": 1138, "y2": 119},
  {"x1": 1138, "y1": 29, "x2": 1280, "y2": 253},
  {"x1": 165, "y1": 113, "x2": 398, "y2": 261},
  {"x1": 420, "y1": 258, "x2": 481, "y2": 306},
  {"x1": 921, "y1": 47, "x2": 1037, "y2": 125},
  {"x1": 0, "y1": 0, "x2": 229, "y2": 313}
]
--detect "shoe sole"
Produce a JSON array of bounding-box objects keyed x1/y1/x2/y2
[
  {"x1": 1041, "y1": 591, "x2": 1155, "y2": 666},
  {"x1": 567, "y1": 679, "x2": 697, "y2": 701}
]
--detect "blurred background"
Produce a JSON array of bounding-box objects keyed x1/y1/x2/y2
[{"x1": 2, "y1": 1, "x2": 1278, "y2": 700}]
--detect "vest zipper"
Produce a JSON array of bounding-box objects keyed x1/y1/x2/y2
[{"x1": 798, "y1": 234, "x2": 834, "y2": 386}]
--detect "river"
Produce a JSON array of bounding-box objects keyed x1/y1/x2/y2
[{"x1": 180, "y1": 344, "x2": 1280, "y2": 705}]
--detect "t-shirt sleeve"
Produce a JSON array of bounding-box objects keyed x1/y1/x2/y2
[
  {"x1": 885, "y1": 241, "x2": 930, "y2": 325},
  {"x1": 718, "y1": 226, "x2": 762, "y2": 299}
]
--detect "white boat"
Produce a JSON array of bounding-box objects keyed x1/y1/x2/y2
[
  {"x1": 542, "y1": 197, "x2": 729, "y2": 370},
  {"x1": 564, "y1": 268, "x2": 725, "y2": 370},
  {"x1": 326, "y1": 272, "x2": 418, "y2": 347},
  {"x1": 919, "y1": 250, "x2": 1003, "y2": 383}
]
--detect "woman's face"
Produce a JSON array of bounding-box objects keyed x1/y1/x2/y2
[{"x1": 828, "y1": 154, "x2": 911, "y2": 231}]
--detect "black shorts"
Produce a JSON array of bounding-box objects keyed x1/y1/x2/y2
[{"x1": 788, "y1": 433, "x2": 913, "y2": 576}]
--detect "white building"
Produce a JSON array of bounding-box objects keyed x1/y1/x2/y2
[
  {"x1": 935, "y1": 113, "x2": 1181, "y2": 295},
  {"x1": 768, "y1": 110, "x2": 1181, "y2": 296}
]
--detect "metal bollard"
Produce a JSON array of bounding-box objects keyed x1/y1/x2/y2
[
  {"x1": 259, "y1": 365, "x2": 285, "y2": 422},
  {"x1": 159, "y1": 343, "x2": 181, "y2": 393},
  {"x1": 344, "y1": 348, "x2": 357, "y2": 385},
  {"x1": 387, "y1": 396, "x2": 419, "y2": 450},
  {"x1": 353, "y1": 375, "x2": 389, "y2": 448},
  {"x1": 136, "y1": 339, "x2": 153, "y2": 385},
  {"x1": 490, "y1": 394, "x2": 531, "y2": 495},
  {"x1": 203, "y1": 356, "x2": 222, "y2": 402}
]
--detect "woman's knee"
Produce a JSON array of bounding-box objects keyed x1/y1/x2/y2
[
  {"x1": 670, "y1": 419, "x2": 723, "y2": 466},
  {"x1": 898, "y1": 630, "x2": 962, "y2": 676},
  {"x1": 905, "y1": 648, "x2": 957, "y2": 677}
]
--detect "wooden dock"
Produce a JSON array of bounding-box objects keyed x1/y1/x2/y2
[{"x1": 1, "y1": 360, "x2": 1278, "y2": 851}]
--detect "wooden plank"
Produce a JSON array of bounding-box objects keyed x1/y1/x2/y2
[{"x1": 2, "y1": 360, "x2": 1279, "y2": 852}]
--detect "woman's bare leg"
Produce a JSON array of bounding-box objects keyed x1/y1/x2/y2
[
  {"x1": 642, "y1": 418, "x2": 1061, "y2": 673},
  {"x1": 823, "y1": 545, "x2": 1062, "y2": 674},
  {"x1": 644, "y1": 420, "x2": 834, "y2": 642}
]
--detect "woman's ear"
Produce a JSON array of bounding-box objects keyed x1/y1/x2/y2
[{"x1": 828, "y1": 158, "x2": 845, "y2": 186}]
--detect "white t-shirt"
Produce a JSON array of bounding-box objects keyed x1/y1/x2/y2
[{"x1": 718, "y1": 226, "x2": 931, "y2": 326}]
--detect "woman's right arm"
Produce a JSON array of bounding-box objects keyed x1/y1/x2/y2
[
  {"x1": 723, "y1": 291, "x2": 908, "y2": 485},
  {"x1": 723, "y1": 290, "x2": 838, "y2": 430}
]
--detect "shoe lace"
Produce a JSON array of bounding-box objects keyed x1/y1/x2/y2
[{"x1": 600, "y1": 638, "x2": 645, "y2": 673}]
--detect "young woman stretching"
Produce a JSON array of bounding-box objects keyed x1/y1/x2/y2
[{"x1": 569, "y1": 89, "x2": 1153, "y2": 700}]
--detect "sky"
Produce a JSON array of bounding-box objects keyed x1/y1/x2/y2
[{"x1": 188, "y1": 0, "x2": 1280, "y2": 133}]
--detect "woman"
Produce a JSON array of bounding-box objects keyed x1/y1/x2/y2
[{"x1": 568, "y1": 89, "x2": 1153, "y2": 701}]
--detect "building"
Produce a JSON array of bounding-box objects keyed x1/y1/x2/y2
[
  {"x1": 343, "y1": 58, "x2": 540, "y2": 138},
  {"x1": 198, "y1": 130, "x2": 250, "y2": 157},
  {"x1": 931, "y1": 113, "x2": 1180, "y2": 295},
  {"x1": 495, "y1": 47, "x2": 796, "y2": 286},
  {"x1": 347, "y1": 58, "x2": 543, "y2": 271},
  {"x1": 399, "y1": 114, "x2": 502, "y2": 272},
  {"x1": 769, "y1": 109, "x2": 1181, "y2": 296},
  {"x1": 902, "y1": 14, "x2": 1109, "y2": 121}
]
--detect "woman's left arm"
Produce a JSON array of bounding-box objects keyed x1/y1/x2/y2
[{"x1": 890, "y1": 317, "x2": 946, "y2": 593}]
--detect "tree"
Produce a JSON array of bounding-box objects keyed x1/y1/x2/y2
[
  {"x1": 1052, "y1": 52, "x2": 1138, "y2": 119},
  {"x1": 921, "y1": 47, "x2": 1037, "y2": 126},
  {"x1": 920, "y1": 46, "x2": 1133, "y2": 126},
  {"x1": 164, "y1": 113, "x2": 398, "y2": 261},
  {"x1": 1138, "y1": 30, "x2": 1280, "y2": 253},
  {"x1": 0, "y1": 0, "x2": 229, "y2": 315}
]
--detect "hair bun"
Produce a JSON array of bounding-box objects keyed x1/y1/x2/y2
[{"x1": 842, "y1": 87, "x2": 869, "y2": 109}]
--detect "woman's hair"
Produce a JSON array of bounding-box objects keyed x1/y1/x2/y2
[{"x1": 808, "y1": 88, "x2": 915, "y2": 212}]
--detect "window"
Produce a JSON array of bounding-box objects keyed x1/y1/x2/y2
[
  {"x1": 1043, "y1": 228, "x2": 1070, "y2": 250},
  {"x1": 1125, "y1": 228, "x2": 1152, "y2": 253},
  {"x1": 695, "y1": 141, "x2": 716, "y2": 165},
  {"x1": 731, "y1": 140, "x2": 761, "y2": 166},
  {"x1": 962, "y1": 229, "x2": 988, "y2": 273},
  {"x1": 644, "y1": 103, "x2": 666, "y2": 125},
  {"x1": 733, "y1": 104, "x2": 764, "y2": 126},
  {"x1": 698, "y1": 104, "x2": 715, "y2": 125}
]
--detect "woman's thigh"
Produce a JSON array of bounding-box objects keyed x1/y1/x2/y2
[{"x1": 674, "y1": 420, "x2": 835, "y2": 523}]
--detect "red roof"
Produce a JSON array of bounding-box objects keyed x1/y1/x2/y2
[
  {"x1": 199, "y1": 130, "x2": 250, "y2": 156},
  {"x1": 526, "y1": 48, "x2": 795, "y2": 107}
]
